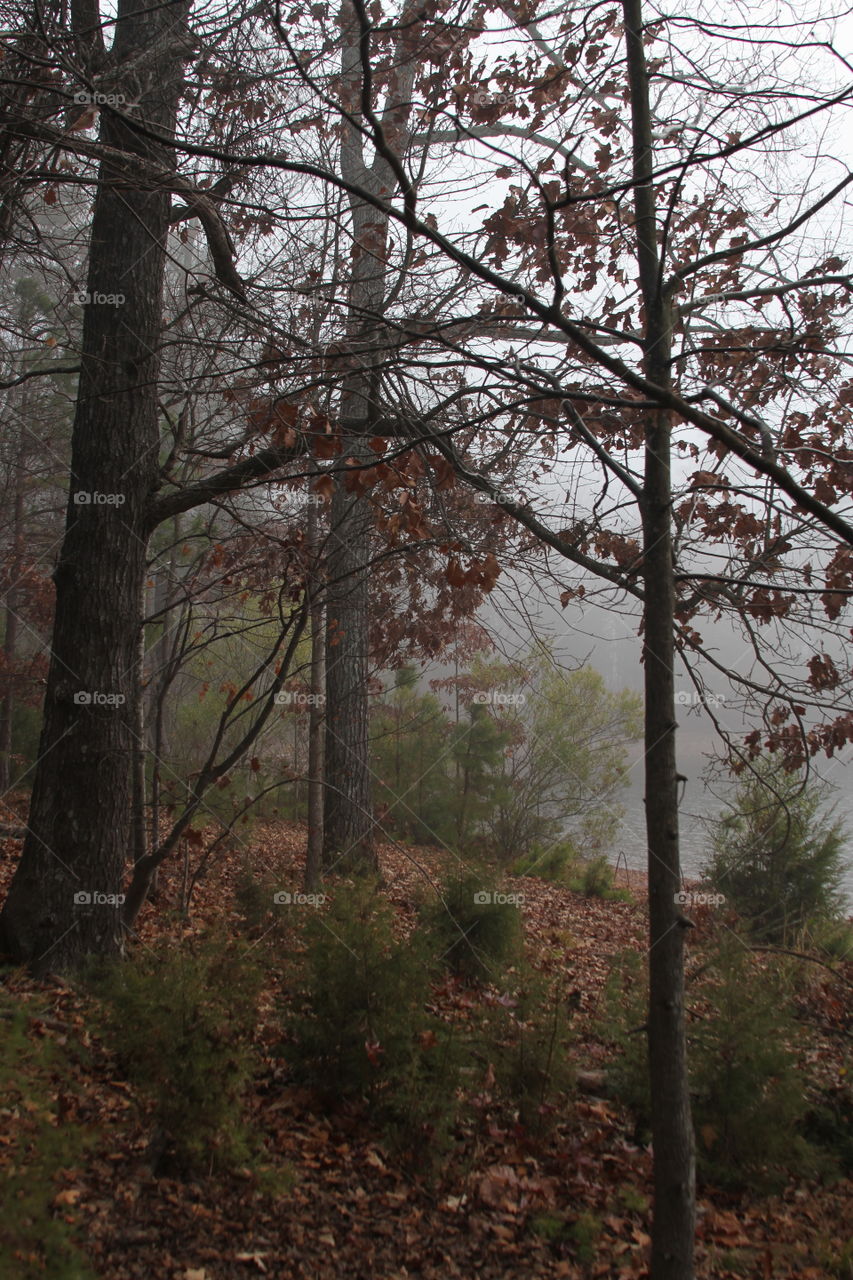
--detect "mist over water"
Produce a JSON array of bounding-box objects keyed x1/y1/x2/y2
[
  {"x1": 611, "y1": 760, "x2": 853, "y2": 910},
  {"x1": 477, "y1": 581, "x2": 853, "y2": 907}
]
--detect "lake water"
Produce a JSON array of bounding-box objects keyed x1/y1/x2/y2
[{"x1": 611, "y1": 768, "x2": 853, "y2": 910}]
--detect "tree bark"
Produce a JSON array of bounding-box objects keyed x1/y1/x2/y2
[
  {"x1": 323, "y1": 454, "x2": 377, "y2": 870},
  {"x1": 0, "y1": 0, "x2": 190, "y2": 973},
  {"x1": 322, "y1": 1, "x2": 419, "y2": 872},
  {"x1": 623, "y1": 0, "x2": 696, "y2": 1276},
  {"x1": 147, "y1": 517, "x2": 183, "y2": 896},
  {"x1": 0, "y1": 459, "x2": 24, "y2": 793},
  {"x1": 304, "y1": 500, "x2": 325, "y2": 891},
  {"x1": 127, "y1": 576, "x2": 147, "y2": 870}
]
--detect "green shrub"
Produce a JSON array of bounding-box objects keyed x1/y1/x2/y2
[
  {"x1": 90, "y1": 938, "x2": 262, "y2": 1176},
  {"x1": 803, "y1": 916, "x2": 853, "y2": 961},
  {"x1": 511, "y1": 840, "x2": 578, "y2": 882},
  {"x1": 600, "y1": 940, "x2": 819, "y2": 1189},
  {"x1": 0, "y1": 990, "x2": 96, "y2": 1279},
  {"x1": 569, "y1": 855, "x2": 629, "y2": 901},
  {"x1": 617, "y1": 1183, "x2": 649, "y2": 1214},
  {"x1": 233, "y1": 864, "x2": 277, "y2": 936},
  {"x1": 568, "y1": 1211, "x2": 602, "y2": 1267},
  {"x1": 704, "y1": 763, "x2": 849, "y2": 943},
  {"x1": 474, "y1": 966, "x2": 575, "y2": 1131},
  {"x1": 599, "y1": 949, "x2": 651, "y2": 1140},
  {"x1": 529, "y1": 1212, "x2": 568, "y2": 1243},
  {"x1": 802, "y1": 1072, "x2": 853, "y2": 1177},
  {"x1": 689, "y1": 938, "x2": 814, "y2": 1189},
  {"x1": 817, "y1": 1236, "x2": 853, "y2": 1279},
  {"x1": 529, "y1": 1209, "x2": 602, "y2": 1266},
  {"x1": 281, "y1": 880, "x2": 461, "y2": 1161},
  {"x1": 419, "y1": 869, "x2": 523, "y2": 983}
]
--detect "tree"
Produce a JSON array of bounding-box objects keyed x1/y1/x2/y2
[
  {"x1": 469, "y1": 650, "x2": 642, "y2": 862},
  {"x1": 371, "y1": 667, "x2": 455, "y2": 845},
  {"x1": 370, "y1": 651, "x2": 641, "y2": 860},
  {"x1": 705, "y1": 762, "x2": 848, "y2": 944},
  {"x1": 450, "y1": 701, "x2": 513, "y2": 850},
  {"x1": 321, "y1": 0, "x2": 422, "y2": 872},
  {"x1": 0, "y1": 277, "x2": 74, "y2": 791},
  {"x1": 0, "y1": 0, "x2": 194, "y2": 972},
  {"x1": 0, "y1": 0, "x2": 316, "y2": 958}
]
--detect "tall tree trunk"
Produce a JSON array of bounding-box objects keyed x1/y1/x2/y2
[
  {"x1": 322, "y1": 2, "x2": 419, "y2": 872},
  {"x1": 0, "y1": 458, "x2": 24, "y2": 793},
  {"x1": 623, "y1": 0, "x2": 696, "y2": 1276},
  {"x1": 127, "y1": 577, "x2": 148, "y2": 871},
  {"x1": 323, "y1": 456, "x2": 377, "y2": 870},
  {"x1": 0, "y1": 0, "x2": 190, "y2": 974},
  {"x1": 148, "y1": 516, "x2": 182, "y2": 895},
  {"x1": 304, "y1": 500, "x2": 325, "y2": 891}
]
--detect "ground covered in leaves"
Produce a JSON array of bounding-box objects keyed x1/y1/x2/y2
[{"x1": 1, "y1": 814, "x2": 852, "y2": 1280}]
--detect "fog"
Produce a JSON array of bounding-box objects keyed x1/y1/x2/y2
[{"x1": 475, "y1": 566, "x2": 853, "y2": 906}]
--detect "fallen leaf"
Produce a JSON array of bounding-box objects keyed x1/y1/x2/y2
[
  {"x1": 234, "y1": 1253, "x2": 269, "y2": 1272},
  {"x1": 53, "y1": 1188, "x2": 82, "y2": 1207}
]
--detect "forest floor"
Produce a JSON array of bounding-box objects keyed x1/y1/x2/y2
[{"x1": 1, "y1": 811, "x2": 852, "y2": 1280}]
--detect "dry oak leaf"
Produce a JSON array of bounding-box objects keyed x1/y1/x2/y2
[
  {"x1": 234, "y1": 1253, "x2": 269, "y2": 1272},
  {"x1": 52, "y1": 1188, "x2": 82, "y2": 1206}
]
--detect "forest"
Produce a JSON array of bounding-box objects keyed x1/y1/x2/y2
[{"x1": 1, "y1": 0, "x2": 853, "y2": 1276}]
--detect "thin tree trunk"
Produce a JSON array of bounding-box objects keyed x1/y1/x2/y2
[
  {"x1": 0, "y1": 0, "x2": 190, "y2": 973},
  {"x1": 122, "y1": 602, "x2": 309, "y2": 926},
  {"x1": 623, "y1": 1, "x2": 696, "y2": 1275},
  {"x1": 148, "y1": 517, "x2": 183, "y2": 895},
  {"x1": 0, "y1": 461, "x2": 24, "y2": 793},
  {"x1": 128, "y1": 577, "x2": 147, "y2": 870},
  {"x1": 304, "y1": 500, "x2": 325, "y2": 892}
]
